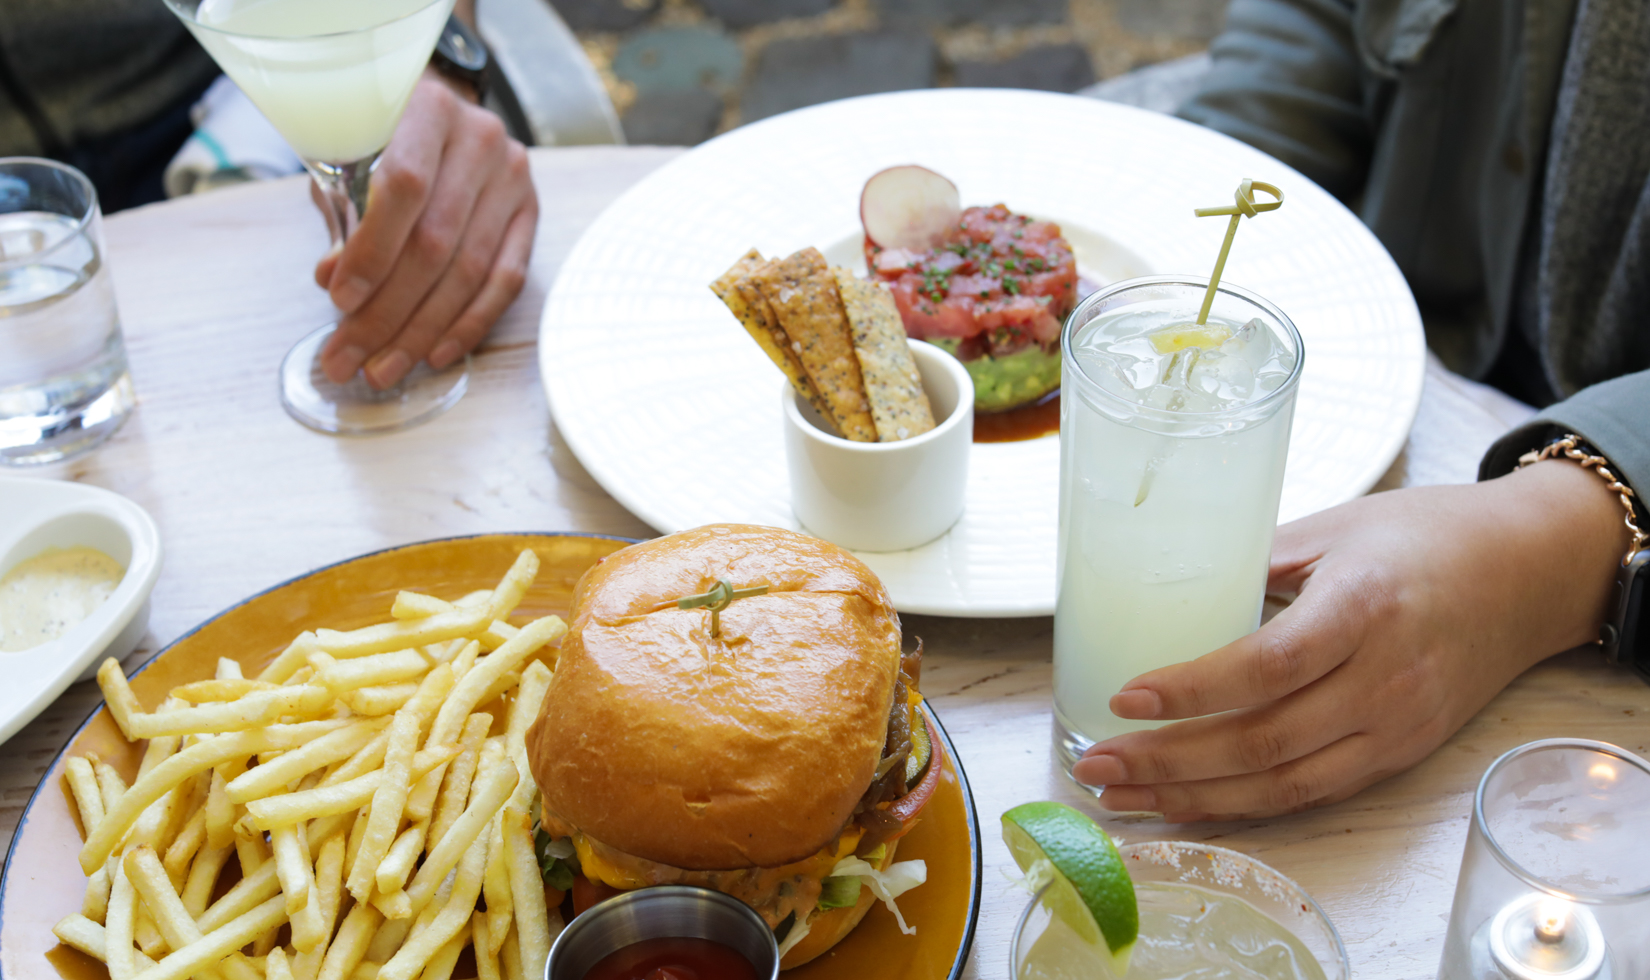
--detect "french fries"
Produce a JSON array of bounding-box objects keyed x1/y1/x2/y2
[
  {"x1": 243, "y1": 746, "x2": 458, "y2": 831},
  {"x1": 501, "y1": 805, "x2": 554, "y2": 980},
  {"x1": 226, "y1": 718, "x2": 390, "y2": 803},
  {"x1": 59, "y1": 551, "x2": 565, "y2": 980}
]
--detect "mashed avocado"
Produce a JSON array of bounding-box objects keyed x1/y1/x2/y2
[{"x1": 928, "y1": 339, "x2": 1062, "y2": 413}]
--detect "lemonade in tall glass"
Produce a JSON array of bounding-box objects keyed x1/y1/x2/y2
[{"x1": 1052, "y1": 276, "x2": 1302, "y2": 780}]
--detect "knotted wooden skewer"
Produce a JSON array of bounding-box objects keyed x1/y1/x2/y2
[
  {"x1": 672, "y1": 578, "x2": 768, "y2": 638},
  {"x1": 1192, "y1": 179, "x2": 1283, "y2": 325}
]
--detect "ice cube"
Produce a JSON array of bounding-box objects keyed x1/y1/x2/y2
[
  {"x1": 1158, "y1": 347, "x2": 1197, "y2": 388},
  {"x1": 1221, "y1": 317, "x2": 1297, "y2": 378},
  {"x1": 1187, "y1": 348, "x2": 1255, "y2": 402},
  {"x1": 1255, "y1": 369, "x2": 1290, "y2": 393},
  {"x1": 0, "y1": 227, "x2": 45, "y2": 261},
  {"x1": 1073, "y1": 345, "x2": 1145, "y2": 401},
  {"x1": 1139, "y1": 349, "x2": 1221, "y2": 412},
  {"x1": 1142, "y1": 382, "x2": 1183, "y2": 413}
]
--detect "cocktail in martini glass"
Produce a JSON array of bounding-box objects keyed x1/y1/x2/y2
[{"x1": 165, "y1": 0, "x2": 466, "y2": 434}]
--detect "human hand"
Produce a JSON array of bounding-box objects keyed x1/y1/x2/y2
[
  {"x1": 313, "y1": 70, "x2": 537, "y2": 388},
  {"x1": 1071, "y1": 460, "x2": 1630, "y2": 821}
]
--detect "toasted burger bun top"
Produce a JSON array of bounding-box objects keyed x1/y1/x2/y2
[{"x1": 527, "y1": 523, "x2": 903, "y2": 871}]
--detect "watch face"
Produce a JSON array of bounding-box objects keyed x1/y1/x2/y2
[{"x1": 439, "y1": 16, "x2": 488, "y2": 74}]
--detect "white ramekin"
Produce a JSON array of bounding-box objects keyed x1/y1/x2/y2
[{"x1": 782, "y1": 339, "x2": 973, "y2": 552}]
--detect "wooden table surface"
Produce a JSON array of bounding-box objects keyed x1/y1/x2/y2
[{"x1": 3, "y1": 147, "x2": 1647, "y2": 980}]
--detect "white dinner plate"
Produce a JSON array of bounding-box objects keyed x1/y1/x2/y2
[
  {"x1": 0, "y1": 477, "x2": 162, "y2": 744},
  {"x1": 540, "y1": 89, "x2": 1425, "y2": 616}
]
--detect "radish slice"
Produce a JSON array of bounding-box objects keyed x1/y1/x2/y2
[{"x1": 860, "y1": 165, "x2": 962, "y2": 251}]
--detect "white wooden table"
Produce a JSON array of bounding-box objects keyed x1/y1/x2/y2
[{"x1": 3, "y1": 147, "x2": 1646, "y2": 980}]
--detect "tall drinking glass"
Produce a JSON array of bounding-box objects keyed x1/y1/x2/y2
[
  {"x1": 1439, "y1": 739, "x2": 1650, "y2": 980},
  {"x1": 1053, "y1": 276, "x2": 1303, "y2": 782},
  {"x1": 163, "y1": 0, "x2": 467, "y2": 435},
  {"x1": 0, "y1": 158, "x2": 135, "y2": 465}
]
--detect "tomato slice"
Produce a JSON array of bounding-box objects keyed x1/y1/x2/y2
[
  {"x1": 887, "y1": 711, "x2": 944, "y2": 832},
  {"x1": 572, "y1": 874, "x2": 623, "y2": 916}
]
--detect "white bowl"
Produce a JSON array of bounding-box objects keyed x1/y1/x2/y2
[
  {"x1": 0, "y1": 476, "x2": 162, "y2": 745},
  {"x1": 782, "y1": 340, "x2": 973, "y2": 553}
]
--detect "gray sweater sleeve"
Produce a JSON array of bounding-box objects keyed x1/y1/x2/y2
[
  {"x1": 1479, "y1": 369, "x2": 1650, "y2": 523},
  {"x1": 1175, "y1": 0, "x2": 1373, "y2": 202}
]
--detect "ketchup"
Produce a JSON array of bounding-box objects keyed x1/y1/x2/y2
[{"x1": 580, "y1": 937, "x2": 758, "y2": 980}]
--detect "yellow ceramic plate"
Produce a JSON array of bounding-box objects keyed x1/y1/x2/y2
[{"x1": 0, "y1": 533, "x2": 982, "y2": 980}]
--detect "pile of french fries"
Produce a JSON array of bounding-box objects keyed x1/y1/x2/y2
[{"x1": 54, "y1": 550, "x2": 567, "y2": 980}]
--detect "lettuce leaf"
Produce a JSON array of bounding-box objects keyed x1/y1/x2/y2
[
  {"x1": 533, "y1": 828, "x2": 576, "y2": 891},
  {"x1": 817, "y1": 875, "x2": 862, "y2": 911},
  {"x1": 776, "y1": 912, "x2": 813, "y2": 959},
  {"x1": 827, "y1": 855, "x2": 928, "y2": 935}
]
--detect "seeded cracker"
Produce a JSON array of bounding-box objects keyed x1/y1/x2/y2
[
  {"x1": 754, "y1": 248, "x2": 878, "y2": 442},
  {"x1": 833, "y1": 269, "x2": 936, "y2": 441},
  {"x1": 710, "y1": 250, "x2": 836, "y2": 432}
]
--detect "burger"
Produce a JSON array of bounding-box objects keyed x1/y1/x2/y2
[{"x1": 525, "y1": 524, "x2": 941, "y2": 968}]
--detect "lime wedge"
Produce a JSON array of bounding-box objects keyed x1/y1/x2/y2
[
  {"x1": 1147, "y1": 322, "x2": 1232, "y2": 354},
  {"x1": 1003, "y1": 802, "x2": 1137, "y2": 975}
]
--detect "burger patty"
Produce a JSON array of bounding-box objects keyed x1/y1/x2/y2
[{"x1": 850, "y1": 640, "x2": 925, "y2": 852}]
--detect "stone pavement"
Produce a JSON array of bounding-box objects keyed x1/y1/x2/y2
[{"x1": 549, "y1": 0, "x2": 1228, "y2": 145}]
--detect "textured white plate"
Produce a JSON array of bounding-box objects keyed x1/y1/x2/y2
[
  {"x1": 540, "y1": 89, "x2": 1425, "y2": 616},
  {"x1": 0, "y1": 477, "x2": 162, "y2": 745}
]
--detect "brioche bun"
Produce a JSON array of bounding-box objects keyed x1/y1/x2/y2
[{"x1": 526, "y1": 524, "x2": 903, "y2": 870}]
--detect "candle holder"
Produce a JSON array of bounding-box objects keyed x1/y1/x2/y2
[{"x1": 1439, "y1": 739, "x2": 1650, "y2": 980}]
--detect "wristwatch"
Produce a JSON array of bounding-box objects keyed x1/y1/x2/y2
[
  {"x1": 1518, "y1": 435, "x2": 1649, "y2": 683},
  {"x1": 1607, "y1": 550, "x2": 1648, "y2": 682},
  {"x1": 430, "y1": 14, "x2": 489, "y2": 97}
]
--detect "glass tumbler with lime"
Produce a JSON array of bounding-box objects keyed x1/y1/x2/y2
[{"x1": 1003, "y1": 802, "x2": 1350, "y2": 979}]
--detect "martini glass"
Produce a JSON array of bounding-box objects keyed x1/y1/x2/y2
[{"x1": 165, "y1": 0, "x2": 468, "y2": 435}]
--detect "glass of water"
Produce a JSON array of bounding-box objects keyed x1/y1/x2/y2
[{"x1": 0, "y1": 158, "x2": 135, "y2": 466}]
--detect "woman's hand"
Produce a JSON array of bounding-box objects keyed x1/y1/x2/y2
[
  {"x1": 313, "y1": 70, "x2": 538, "y2": 389},
  {"x1": 1071, "y1": 460, "x2": 1630, "y2": 821}
]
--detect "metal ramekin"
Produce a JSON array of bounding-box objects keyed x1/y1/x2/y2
[{"x1": 545, "y1": 885, "x2": 780, "y2": 980}]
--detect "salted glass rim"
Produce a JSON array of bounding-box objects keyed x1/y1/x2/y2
[
  {"x1": 0, "y1": 157, "x2": 97, "y2": 273},
  {"x1": 1008, "y1": 840, "x2": 1349, "y2": 977},
  {"x1": 1060, "y1": 275, "x2": 1305, "y2": 425},
  {"x1": 1474, "y1": 737, "x2": 1650, "y2": 904},
  {"x1": 163, "y1": 0, "x2": 450, "y2": 41}
]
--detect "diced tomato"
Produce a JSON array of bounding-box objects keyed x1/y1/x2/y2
[{"x1": 866, "y1": 204, "x2": 1077, "y2": 357}]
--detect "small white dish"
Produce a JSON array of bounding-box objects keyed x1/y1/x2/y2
[
  {"x1": 0, "y1": 476, "x2": 162, "y2": 745},
  {"x1": 783, "y1": 340, "x2": 973, "y2": 553}
]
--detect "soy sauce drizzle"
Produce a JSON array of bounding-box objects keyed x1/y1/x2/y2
[{"x1": 973, "y1": 389, "x2": 1060, "y2": 443}]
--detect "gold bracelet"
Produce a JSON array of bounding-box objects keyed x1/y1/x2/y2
[{"x1": 1517, "y1": 433, "x2": 1647, "y2": 567}]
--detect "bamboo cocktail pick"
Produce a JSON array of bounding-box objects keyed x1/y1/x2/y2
[
  {"x1": 673, "y1": 578, "x2": 769, "y2": 638},
  {"x1": 1193, "y1": 179, "x2": 1283, "y2": 325}
]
